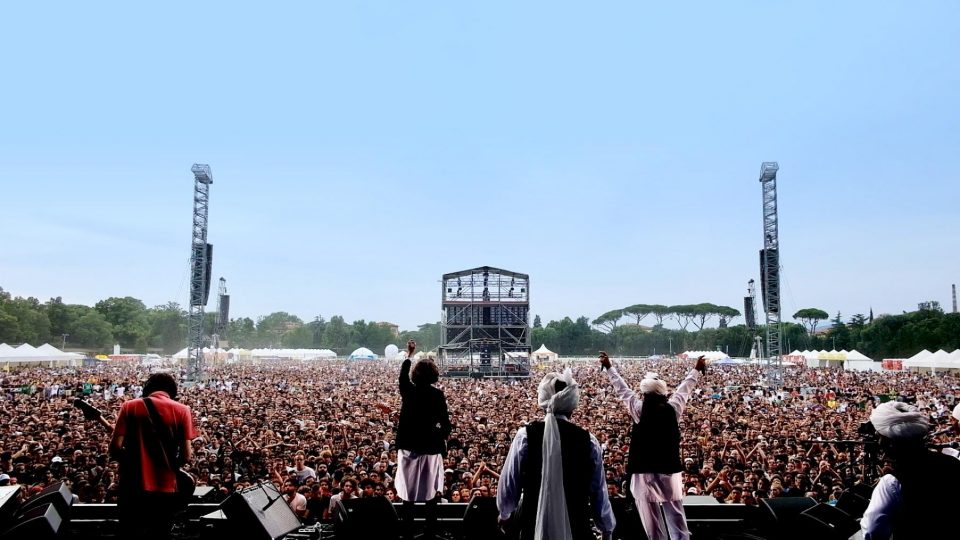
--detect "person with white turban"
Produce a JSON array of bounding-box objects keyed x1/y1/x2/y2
[
  {"x1": 496, "y1": 368, "x2": 616, "y2": 540},
  {"x1": 860, "y1": 401, "x2": 960, "y2": 540},
  {"x1": 599, "y1": 352, "x2": 706, "y2": 540}
]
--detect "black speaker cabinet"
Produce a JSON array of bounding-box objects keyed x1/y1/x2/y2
[
  {"x1": 220, "y1": 483, "x2": 301, "y2": 540},
  {"x1": 17, "y1": 483, "x2": 72, "y2": 519},
  {"x1": 0, "y1": 503, "x2": 62, "y2": 540},
  {"x1": 757, "y1": 496, "x2": 817, "y2": 540},
  {"x1": 798, "y1": 503, "x2": 860, "y2": 540},
  {"x1": 334, "y1": 497, "x2": 400, "y2": 540},
  {"x1": 463, "y1": 495, "x2": 508, "y2": 540}
]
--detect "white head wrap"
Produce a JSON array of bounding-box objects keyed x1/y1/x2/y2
[
  {"x1": 639, "y1": 372, "x2": 668, "y2": 396},
  {"x1": 952, "y1": 403, "x2": 960, "y2": 423},
  {"x1": 870, "y1": 401, "x2": 930, "y2": 440},
  {"x1": 533, "y1": 368, "x2": 579, "y2": 540}
]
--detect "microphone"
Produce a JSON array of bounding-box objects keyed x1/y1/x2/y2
[{"x1": 262, "y1": 492, "x2": 284, "y2": 512}]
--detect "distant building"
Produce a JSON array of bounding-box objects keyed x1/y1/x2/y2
[{"x1": 377, "y1": 322, "x2": 400, "y2": 337}]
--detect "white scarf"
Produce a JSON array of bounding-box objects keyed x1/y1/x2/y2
[{"x1": 535, "y1": 368, "x2": 580, "y2": 540}]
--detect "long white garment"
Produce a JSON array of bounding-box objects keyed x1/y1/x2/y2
[
  {"x1": 606, "y1": 368, "x2": 700, "y2": 503},
  {"x1": 861, "y1": 474, "x2": 900, "y2": 540},
  {"x1": 534, "y1": 369, "x2": 580, "y2": 540},
  {"x1": 394, "y1": 449, "x2": 444, "y2": 502}
]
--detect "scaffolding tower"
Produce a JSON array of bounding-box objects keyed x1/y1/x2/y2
[
  {"x1": 439, "y1": 266, "x2": 531, "y2": 378},
  {"x1": 759, "y1": 162, "x2": 782, "y2": 386},
  {"x1": 186, "y1": 164, "x2": 213, "y2": 382}
]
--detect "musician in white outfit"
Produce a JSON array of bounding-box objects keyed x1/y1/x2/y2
[{"x1": 600, "y1": 352, "x2": 706, "y2": 540}]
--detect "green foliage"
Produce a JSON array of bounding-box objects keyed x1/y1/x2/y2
[
  {"x1": 792, "y1": 308, "x2": 830, "y2": 333},
  {"x1": 95, "y1": 296, "x2": 149, "y2": 348}
]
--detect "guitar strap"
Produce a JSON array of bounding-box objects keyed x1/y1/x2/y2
[{"x1": 143, "y1": 397, "x2": 181, "y2": 470}]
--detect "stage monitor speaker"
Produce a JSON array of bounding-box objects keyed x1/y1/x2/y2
[
  {"x1": 193, "y1": 486, "x2": 217, "y2": 501},
  {"x1": 0, "y1": 486, "x2": 20, "y2": 523},
  {"x1": 17, "y1": 482, "x2": 72, "y2": 519},
  {"x1": 463, "y1": 495, "x2": 507, "y2": 540},
  {"x1": 836, "y1": 489, "x2": 870, "y2": 520},
  {"x1": 610, "y1": 497, "x2": 644, "y2": 540},
  {"x1": 220, "y1": 483, "x2": 301, "y2": 540},
  {"x1": 334, "y1": 497, "x2": 399, "y2": 540},
  {"x1": 797, "y1": 503, "x2": 860, "y2": 540},
  {"x1": 757, "y1": 497, "x2": 817, "y2": 540},
  {"x1": 0, "y1": 503, "x2": 62, "y2": 540}
]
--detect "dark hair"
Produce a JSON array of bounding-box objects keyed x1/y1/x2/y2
[
  {"x1": 143, "y1": 372, "x2": 178, "y2": 400},
  {"x1": 411, "y1": 360, "x2": 439, "y2": 386}
]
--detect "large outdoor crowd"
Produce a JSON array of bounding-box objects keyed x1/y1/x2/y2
[{"x1": 2, "y1": 358, "x2": 958, "y2": 523}]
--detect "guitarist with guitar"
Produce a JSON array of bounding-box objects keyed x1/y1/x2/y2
[{"x1": 81, "y1": 372, "x2": 196, "y2": 540}]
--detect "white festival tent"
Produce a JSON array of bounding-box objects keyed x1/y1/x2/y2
[
  {"x1": 680, "y1": 351, "x2": 730, "y2": 362},
  {"x1": 348, "y1": 347, "x2": 378, "y2": 361},
  {"x1": 532, "y1": 344, "x2": 558, "y2": 363},
  {"x1": 902, "y1": 349, "x2": 960, "y2": 372},
  {"x1": 0, "y1": 343, "x2": 83, "y2": 366}
]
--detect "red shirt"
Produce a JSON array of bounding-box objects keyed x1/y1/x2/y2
[{"x1": 114, "y1": 391, "x2": 196, "y2": 492}]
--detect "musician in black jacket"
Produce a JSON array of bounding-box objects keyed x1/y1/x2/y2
[{"x1": 395, "y1": 339, "x2": 451, "y2": 540}]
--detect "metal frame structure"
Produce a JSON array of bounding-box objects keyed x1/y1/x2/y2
[
  {"x1": 759, "y1": 162, "x2": 782, "y2": 385},
  {"x1": 439, "y1": 266, "x2": 531, "y2": 378},
  {"x1": 186, "y1": 164, "x2": 213, "y2": 382}
]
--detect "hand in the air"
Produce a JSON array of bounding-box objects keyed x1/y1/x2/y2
[
  {"x1": 695, "y1": 355, "x2": 707, "y2": 374},
  {"x1": 598, "y1": 351, "x2": 612, "y2": 371}
]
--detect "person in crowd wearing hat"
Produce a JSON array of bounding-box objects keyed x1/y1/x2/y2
[
  {"x1": 0, "y1": 473, "x2": 10, "y2": 486},
  {"x1": 860, "y1": 401, "x2": 960, "y2": 539},
  {"x1": 394, "y1": 339, "x2": 451, "y2": 540},
  {"x1": 600, "y1": 352, "x2": 706, "y2": 540},
  {"x1": 496, "y1": 368, "x2": 616, "y2": 540},
  {"x1": 109, "y1": 372, "x2": 196, "y2": 540}
]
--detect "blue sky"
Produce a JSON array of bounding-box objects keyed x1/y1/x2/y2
[{"x1": 1, "y1": 2, "x2": 958, "y2": 331}]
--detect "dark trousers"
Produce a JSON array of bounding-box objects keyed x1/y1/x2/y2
[{"x1": 118, "y1": 490, "x2": 180, "y2": 540}]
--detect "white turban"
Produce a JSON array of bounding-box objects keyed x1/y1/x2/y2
[
  {"x1": 537, "y1": 369, "x2": 580, "y2": 415},
  {"x1": 639, "y1": 372, "x2": 668, "y2": 396},
  {"x1": 870, "y1": 401, "x2": 930, "y2": 440},
  {"x1": 533, "y1": 368, "x2": 579, "y2": 540},
  {"x1": 953, "y1": 403, "x2": 960, "y2": 423}
]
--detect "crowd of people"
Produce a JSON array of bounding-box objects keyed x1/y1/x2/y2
[{"x1": 2, "y1": 357, "x2": 959, "y2": 524}]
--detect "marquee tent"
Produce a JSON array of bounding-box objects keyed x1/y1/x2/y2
[
  {"x1": 903, "y1": 349, "x2": 960, "y2": 372},
  {"x1": 0, "y1": 343, "x2": 83, "y2": 367},
  {"x1": 348, "y1": 347, "x2": 378, "y2": 360},
  {"x1": 680, "y1": 351, "x2": 730, "y2": 362},
  {"x1": 532, "y1": 344, "x2": 558, "y2": 363}
]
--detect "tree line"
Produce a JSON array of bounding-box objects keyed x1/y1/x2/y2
[
  {"x1": 2, "y1": 285, "x2": 957, "y2": 360},
  {"x1": 0, "y1": 287, "x2": 440, "y2": 356}
]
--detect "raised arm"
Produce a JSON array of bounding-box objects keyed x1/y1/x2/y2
[
  {"x1": 668, "y1": 356, "x2": 706, "y2": 417},
  {"x1": 399, "y1": 339, "x2": 416, "y2": 396},
  {"x1": 600, "y1": 352, "x2": 643, "y2": 423}
]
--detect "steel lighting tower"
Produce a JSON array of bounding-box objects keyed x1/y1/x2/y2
[
  {"x1": 439, "y1": 266, "x2": 531, "y2": 378},
  {"x1": 187, "y1": 164, "x2": 213, "y2": 382},
  {"x1": 759, "y1": 162, "x2": 782, "y2": 385}
]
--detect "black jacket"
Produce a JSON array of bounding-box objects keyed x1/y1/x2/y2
[
  {"x1": 395, "y1": 359, "x2": 451, "y2": 455},
  {"x1": 519, "y1": 420, "x2": 595, "y2": 540}
]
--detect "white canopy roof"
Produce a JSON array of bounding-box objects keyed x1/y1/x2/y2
[
  {"x1": 0, "y1": 343, "x2": 83, "y2": 364},
  {"x1": 681, "y1": 351, "x2": 730, "y2": 361},
  {"x1": 348, "y1": 347, "x2": 378, "y2": 360},
  {"x1": 902, "y1": 349, "x2": 960, "y2": 370},
  {"x1": 532, "y1": 344, "x2": 558, "y2": 361}
]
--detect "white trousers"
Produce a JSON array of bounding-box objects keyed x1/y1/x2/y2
[{"x1": 631, "y1": 493, "x2": 690, "y2": 540}]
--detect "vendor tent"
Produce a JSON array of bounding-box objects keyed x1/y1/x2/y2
[
  {"x1": 680, "y1": 351, "x2": 730, "y2": 362},
  {"x1": 0, "y1": 343, "x2": 83, "y2": 367},
  {"x1": 348, "y1": 347, "x2": 378, "y2": 360},
  {"x1": 532, "y1": 344, "x2": 558, "y2": 363}
]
